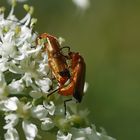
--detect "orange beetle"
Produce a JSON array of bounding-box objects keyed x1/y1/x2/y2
[
  {"x1": 59, "y1": 51, "x2": 86, "y2": 103},
  {"x1": 37, "y1": 33, "x2": 70, "y2": 86},
  {"x1": 37, "y1": 33, "x2": 86, "y2": 103}
]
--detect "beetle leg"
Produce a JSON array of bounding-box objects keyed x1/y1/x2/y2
[
  {"x1": 64, "y1": 98, "x2": 72, "y2": 115},
  {"x1": 47, "y1": 87, "x2": 59, "y2": 97},
  {"x1": 59, "y1": 46, "x2": 71, "y2": 58},
  {"x1": 60, "y1": 46, "x2": 70, "y2": 53}
]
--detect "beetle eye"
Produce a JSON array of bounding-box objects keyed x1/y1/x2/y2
[{"x1": 39, "y1": 36, "x2": 42, "y2": 39}]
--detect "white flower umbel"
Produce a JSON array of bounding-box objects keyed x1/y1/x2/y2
[
  {"x1": 0, "y1": 2, "x2": 49, "y2": 139},
  {"x1": 0, "y1": 1, "x2": 116, "y2": 140}
]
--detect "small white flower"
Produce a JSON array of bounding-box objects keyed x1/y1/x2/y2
[
  {"x1": 17, "y1": 42, "x2": 30, "y2": 56},
  {"x1": 31, "y1": 105, "x2": 48, "y2": 119},
  {"x1": 43, "y1": 101, "x2": 55, "y2": 115},
  {"x1": 8, "y1": 79, "x2": 24, "y2": 94},
  {"x1": 0, "y1": 31, "x2": 17, "y2": 58},
  {"x1": 4, "y1": 128, "x2": 19, "y2": 140},
  {"x1": 41, "y1": 117, "x2": 54, "y2": 131},
  {"x1": 18, "y1": 102, "x2": 32, "y2": 118},
  {"x1": 36, "y1": 52, "x2": 49, "y2": 76},
  {"x1": 57, "y1": 130, "x2": 72, "y2": 140},
  {"x1": 3, "y1": 114, "x2": 19, "y2": 129},
  {"x1": 4, "y1": 97, "x2": 19, "y2": 111},
  {"x1": 17, "y1": 26, "x2": 32, "y2": 46},
  {"x1": 35, "y1": 78, "x2": 52, "y2": 93},
  {"x1": 14, "y1": 53, "x2": 26, "y2": 61},
  {"x1": 71, "y1": 126, "x2": 99, "y2": 140},
  {"x1": 70, "y1": 125, "x2": 116, "y2": 140},
  {"x1": 8, "y1": 62, "x2": 24, "y2": 74},
  {"x1": 22, "y1": 120, "x2": 38, "y2": 140},
  {"x1": 37, "y1": 63, "x2": 49, "y2": 76},
  {"x1": 22, "y1": 73, "x2": 33, "y2": 86},
  {"x1": 19, "y1": 56, "x2": 34, "y2": 71},
  {"x1": 72, "y1": 0, "x2": 90, "y2": 11},
  {"x1": 29, "y1": 90, "x2": 42, "y2": 99}
]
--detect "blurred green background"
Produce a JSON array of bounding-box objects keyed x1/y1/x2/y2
[{"x1": 1, "y1": 0, "x2": 140, "y2": 140}]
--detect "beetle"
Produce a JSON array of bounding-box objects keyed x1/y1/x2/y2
[
  {"x1": 36, "y1": 33, "x2": 70, "y2": 86},
  {"x1": 37, "y1": 33, "x2": 86, "y2": 113},
  {"x1": 59, "y1": 51, "x2": 86, "y2": 103}
]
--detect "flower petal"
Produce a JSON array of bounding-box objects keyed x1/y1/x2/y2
[
  {"x1": 35, "y1": 78, "x2": 52, "y2": 93},
  {"x1": 4, "y1": 128, "x2": 19, "y2": 140},
  {"x1": 70, "y1": 126, "x2": 99, "y2": 140},
  {"x1": 8, "y1": 80, "x2": 24, "y2": 94},
  {"x1": 22, "y1": 120, "x2": 38, "y2": 140},
  {"x1": 4, "y1": 97, "x2": 19, "y2": 111},
  {"x1": 31, "y1": 105, "x2": 48, "y2": 119},
  {"x1": 29, "y1": 90, "x2": 42, "y2": 99},
  {"x1": 43, "y1": 101, "x2": 55, "y2": 115},
  {"x1": 41, "y1": 117, "x2": 54, "y2": 131},
  {"x1": 3, "y1": 114, "x2": 19, "y2": 129},
  {"x1": 57, "y1": 130, "x2": 72, "y2": 140}
]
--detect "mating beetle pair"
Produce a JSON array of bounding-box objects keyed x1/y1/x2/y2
[{"x1": 37, "y1": 33, "x2": 86, "y2": 114}]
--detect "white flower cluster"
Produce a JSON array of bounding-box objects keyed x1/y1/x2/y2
[
  {"x1": 57, "y1": 125, "x2": 116, "y2": 140},
  {"x1": 0, "y1": 2, "x2": 54, "y2": 140},
  {"x1": 0, "y1": 1, "x2": 116, "y2": 140}
]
